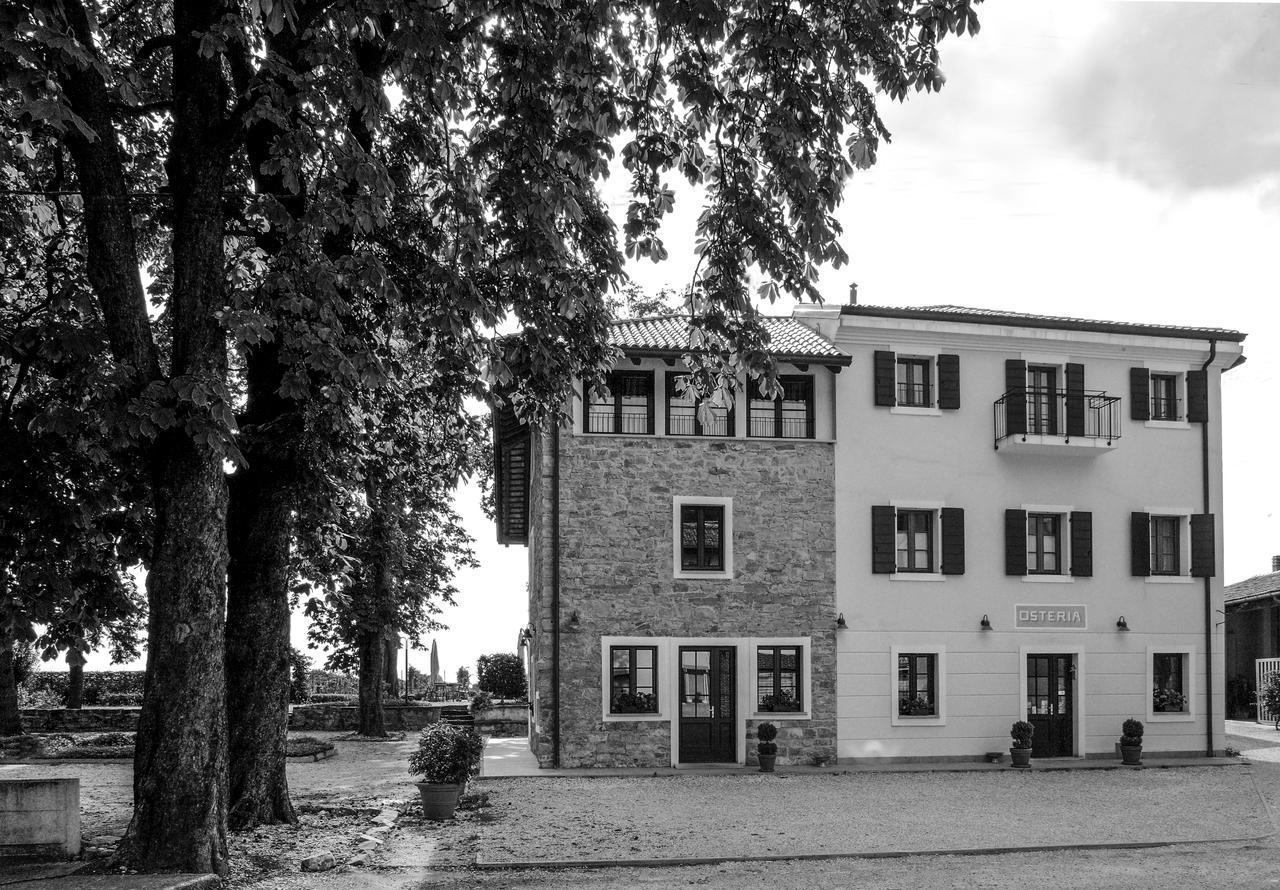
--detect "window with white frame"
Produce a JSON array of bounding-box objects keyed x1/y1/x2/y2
[
  {"x1": 756, "y1": 645, "x2": 802, "y2": 712},
  {"x1": 1150, "y1": 373, "x2": 1181, "y2": 422},
  {"x1": 1027, "y1": 513, "x2": 1063, "y2": 575},
  {"x1": 673, "y1": 496, "x2": 733, "y2": 578},
  {"x1": 1150, "y1": 515, "x2": 1182, "y2": 576},
  {"x1": 896, "y1": 509, "x2": 935, "y2": 573},
  {"x1": 890, "y1": 646, "x2": 946, "y2": 724},
  {"x1": 1152, "y1": 652, "x2": 1188, "y2": 714},
  {"x1": 896, "y1": 356, "x2": 933, "y2": 407}
]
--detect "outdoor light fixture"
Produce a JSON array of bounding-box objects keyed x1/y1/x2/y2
[
  {"x1": 567, "y1": 610, "x2": 580, "y2": 629},
  {"x1": 980, "y1": 614, "x2": 992, "y2": 630},
  {"x1": 836, "y1": 612, "x2": 848, "y2": 629},
  {"x1": 1116, "y1": 616, "x2": 1129, "y2": 631}
]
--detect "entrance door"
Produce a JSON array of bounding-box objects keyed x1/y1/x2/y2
[
  {"x1": 678, "y1": 647, "x2": 736, "y2": 763},
  {"x1": 1026, "y1": 654, "x2": 1074, "y2": 756}
]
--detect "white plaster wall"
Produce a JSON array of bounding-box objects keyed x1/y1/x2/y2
[{"x1": 803, "y1": 309, "x2": 1242, "y2": 760}]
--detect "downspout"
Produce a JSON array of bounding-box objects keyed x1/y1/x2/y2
[
  {"x1": 1201, "y1": 339, "x2": 1217, "y2": 757},
  {"x1": 551, "y1": 425, "x2": 562, "y2": 768}
]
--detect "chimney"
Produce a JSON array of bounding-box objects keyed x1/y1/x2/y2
[
  {"x1": 1272, "y1": 555, "x2": 1280, "y2": 573},
  {"x1": 848, "y1": 282, "x2": 858, "y2": 305}
]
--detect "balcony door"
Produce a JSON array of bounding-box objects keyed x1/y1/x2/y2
[{"x1": 1027, "y1": 366, "x2": 1058, "y2": 435}]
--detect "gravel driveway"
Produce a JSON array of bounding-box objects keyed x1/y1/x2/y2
[{"x1": 477, "y1": 767, "x2": 1270, "y2": 865}]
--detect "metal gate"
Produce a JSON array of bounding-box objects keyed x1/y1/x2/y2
[{"x1": 1258, "y1": 658, "x2": 1280, "y2": 724}]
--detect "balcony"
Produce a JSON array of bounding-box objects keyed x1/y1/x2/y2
[{"x1": 993, "y1": 389, "x2": 1121, "y2": 456}]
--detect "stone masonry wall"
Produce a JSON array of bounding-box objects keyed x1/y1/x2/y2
[{"x1": 543, "y1": 434, "x2": 838, "y2": 768}]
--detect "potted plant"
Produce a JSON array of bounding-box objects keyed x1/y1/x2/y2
[
  {"x1": 756, "y1": 721, "x2": 778, "y2": 772},
  {"x1": 407, "y1": 722, "x2": 485, "y2": 819},
  {"x1": 1152, "y1": 687, "x2": 1187, "y2": 713},
  {"x1": 1119, "y1": 718, "x2": 1143, "y2": 765},
  {"x1": 759, "y1": 690, "x2": 801, "y2": 713},
  {"x1": 1010, "y1": 720, "x2": 1034, "y2": 768}
]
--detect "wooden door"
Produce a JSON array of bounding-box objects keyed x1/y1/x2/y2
[
  {"x1": 1027, "y1": 654, "x2": 1074, "y2": 756},
  {"x1": 678, "y1": 647, "x2": 737, "y2": 763}
]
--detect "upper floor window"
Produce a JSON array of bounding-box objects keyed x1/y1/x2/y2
[
  {"x1": 1151, "y1": 374, "x2": 1180, "y2": 421},
  {"x1": 610, "y1": 646, "x2": 658, "y2": 714},
  {"x1": 1027, "y1": 513, "x2": 1062, "y2": 575},
  {"x1": 896, "y1": 509, "x2": 935, "y2": 573},
  {"x1": 748, "y1": 375, "x2": 813, "y2": 439},
  {"x1": 586, "y1": 371, "x2": 654, "y2": 435},
  {"x1": 897, "y1": 357, "x2": 932, "y2": 407},
  {"x1": 666, "y1": 373, "x2": 733, "y2": 437},
  {"x1": 680, "y1": 504, "x2": 724, "y2": 572},
  {"x1": 757, "y1": 646, "x2": 802, "y2": 712},
  {"x1": 1151, "y1": 515, "x2": 1181, "y2": 575}
]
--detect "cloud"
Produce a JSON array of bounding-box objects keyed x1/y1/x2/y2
[{"x1": 1054, "y1": 2, "x2": 1280, "y2": 194}]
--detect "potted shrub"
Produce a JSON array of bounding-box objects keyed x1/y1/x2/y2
[
  {"x1": 1009, "y1": 720, "x2": 1034, "y2": 768},
  {"x1": 407, "y1": 722, "x2": 485, "y2": 819},
  {"x1": 1119, "y1": 718, "x2": 1143, "y2": 765},
  {"x1": 756, "y1": 721, "x2": 778, "y2": 772}
]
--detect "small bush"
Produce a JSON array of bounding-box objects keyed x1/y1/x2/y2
[
  {"x1": 50, "y1": 745, "x2": 133, "y2": 759},
  {"x1": 469, "y1": 690, "x2": 493, "y2": 712},
  {"x1": 100, "y1": 692, "x2": 143, "y2": 706},
  {"x1": 407, "y1": 723, "x2": 484, "y2": 786},
  {"x1": 1011, "y1": 721, "x2": 1034, "y2": 749},
  {"x1": 75, "y1": 732, "x2": 135, "y2": 748},
  {"x1": 307, "y1": 693, "x2": 357, "y2": 704},
  {"x1": 287, "y1": 736, "x2": 335, "y2": 757},
  {"x1": 1121, "y1": 718, "x2": 1144, "y2": 747},
  {"x1": 756, "y1": 721, "x2": 778, "y2": 755},
  {"x1": 476, "y1": 653, "x2": 527, "y2": 700},
  {"x1": 1259, "y1": 672, "x2": 1280, "y2": 730}
]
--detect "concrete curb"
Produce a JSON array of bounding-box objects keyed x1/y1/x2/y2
[{"x1": 473, "y1": 832, "x2": 1277, "y2": 871}]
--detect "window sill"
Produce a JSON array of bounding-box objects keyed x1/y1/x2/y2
[
  {"x1": 1147, "y1": 711, "x2": 1194, "y2": 723},
  {"x1": 1022, "y1": 575, "x2": 1074, "y2": 584},
  {"x1": 890, "y1": 572, "x2": 946, "y2": 582},
  {"x1": 603, "y1": 712, "x2": 666, "y2": 723},
  {"x1": 890, "y1": 405, "x2": 942, "y2": 417},
  {"x1": 890, "y1": 714, "x2": 946, "y2": 727},
  {"x1": 1145, "y1": 420, "x2": 1190, "y2": 430},
  {"x1": 751, "y1": 711, "x2": 811, "y2": 721},
  {"x1": 674, "y1": 570, "x2": 733, "y2": 581},
  {"x1": 1145, "y1": 576, "x2": 1195, "y2": 585}
]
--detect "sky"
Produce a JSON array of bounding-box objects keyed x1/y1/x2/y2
[{"x1": 86, "y1": 0, "x2": 1280, "y2": 678}]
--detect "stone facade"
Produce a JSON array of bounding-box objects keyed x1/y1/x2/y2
[{"x1": 527, "y1": 431, "x2": 838, "y2": 768}]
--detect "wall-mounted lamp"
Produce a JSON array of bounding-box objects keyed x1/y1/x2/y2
[
  {"x1": 980, "y1": 614, "x2": 992, "y2": 630},
  {"x1": 836, "y1": 612, "x2": 848, "y2": 629},
  {"x1": 1116, "y1": 616, "x2": 1129, "y2": 632},
  {"x1": 567, "y1": 610, "x2": 580, "y2": 629}
]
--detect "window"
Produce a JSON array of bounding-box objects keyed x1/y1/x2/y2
[
  {"x1": 586, "y1": 371, "x2": 654, "y2": 434},
  {"x1": 748, "y1": 375, "x2": 814, "y2": 439},
  {"x1": 897, "y1": 357, "x2": 932, "y2": 407},
  {"x1": 1027, "y1": 365, "x2": 1058, "y2": 435},
  {"x1": 1151, "y1": 515, "x2": 1180, "y2": 575},
  {"x1": 898, "y1": 653, "x2": 937, "y2": 717},
  {"x1": 680, "y1": 504, "x2": 724, "y2": 571},
  {"x1": 1027, "y1": 513, "x2": 1062, "y2": 575},
  {"x1": 1152, "y1": 653, "x2": 1187, "y2": 714},
  {"x1": 665, "y1": 373, "x2": 733, "y2": 437},
  {"x1": 1151, "y1": 374, "x2": 1180, "y2": 421},
  {"x1": 896, "y1": 510, "x2": 935, "y2": 573},
  {"x1": 610, "y1": 646, "x2": 658, "y2": 714},
  {"x1": 757, "y1": 646, "x2": 802, "y2": 712}
]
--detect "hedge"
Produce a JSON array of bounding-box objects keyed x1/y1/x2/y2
[{"x1": 25, "y1": 671, "x2": 146, "y2": 706}]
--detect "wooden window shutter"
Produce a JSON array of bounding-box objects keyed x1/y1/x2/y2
[
  {"x1": 871, "y1": 505, "x2": 896, "y2": 574},
  {"x1": 1069, "y1": 511, "x2": 1093, "y2": 577},
  {"x1": 940, "y1": 507, "x2": 965, "y2": 575},
  {"x1": 873, "y1": 351, "x2": 896, "y2": 407},
  {"x1": 1190, "y1": 514, "x2": 1216, "y2": 577},
  {"x1": 1187, "y1": 369, "x2": 1209, "y2": 423},
  {"x1": 1131, "y1": 512, "x2": 1151, "y2": 576},
  {"x1": 1004, "y1": 509, "x2": 1027, "y2": 576},
  {"x1": 1129, "y1": 368, "x2": 1150, "y2": 422},
  {"x1": 1065, "y1": 362, "x2": 1085, "y2": 437},
  {"x1": 645, "y1": 373, "x2": 656, "y2": 434},
  {"x1": 1004, "y1": 359, "x2": 1027, "y2": 436},
  {"x1": 937, "y1": 354, "x2": 961, "y2": 410}
]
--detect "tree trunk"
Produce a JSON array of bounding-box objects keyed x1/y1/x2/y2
[
  {"x1": 225, "y1": 464, "x2": 296, "y2": 829},
  {"x1": 66, "y1": 652, "x2": 84, "y2": 709},
  {"x1": 120, "y1": 437, "x2": 229, "y2": 873},
  {"x1": 0, "y1": 637, "x2": 23, "y2": 736},
  {"x1": 357, "y1": 630, "x2": 387, "y2": 737}
]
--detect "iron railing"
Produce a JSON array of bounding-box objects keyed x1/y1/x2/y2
[{"x1": 993, "y1": 388, "x2": 1121, "y2": 448}]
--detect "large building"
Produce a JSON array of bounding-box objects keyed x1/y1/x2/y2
[{"x1": 495, "y1": 304, "x2": 1246, "y2": 766}]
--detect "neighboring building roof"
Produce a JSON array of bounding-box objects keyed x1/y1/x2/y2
[
  {"x1": 1225, "y1": 571, "x2": 1280, "y2": 607},
  {"x1": 841, "y1": 304, "x2": 1247, "y2": 343},
  {"x1": 610, "y1": 315, "x2": 851, "y2": 365}
]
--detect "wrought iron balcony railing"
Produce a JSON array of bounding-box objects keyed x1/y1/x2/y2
[{"x1": 993, "y1": 388, "x2": 1121, "y2": 450}]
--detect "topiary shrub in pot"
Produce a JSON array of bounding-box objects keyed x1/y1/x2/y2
[
  {"x1": 1119, "y1": 718, "x2": 1144, "y2": 766},
  {"x1": 408, "y1": 722, "x2": 485, "y2": 819},
  {"x1": 756, "y1": 721, "x2": 778, "y2": 772},
  {"x1": 1009, "y1": 721, "x2": 1034, "y2": 768}
]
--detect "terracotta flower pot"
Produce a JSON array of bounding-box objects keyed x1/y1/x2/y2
[
  {"x1": 1009, "y1": 747, "x2": 1032, "y2": 768},
  {"x1": 417, "y1": 782, "x2": 462, "y2": 820}
]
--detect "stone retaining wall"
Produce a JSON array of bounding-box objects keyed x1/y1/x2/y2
[
  {"x1": 19, "y1": 709, "x2": 140, "y2": 733},
  {"x1": 475, "y1": 703, "x2": 530, "y2": 738}
]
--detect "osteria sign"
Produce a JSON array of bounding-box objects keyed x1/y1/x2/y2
[{"x1": 1015, "y1": 605, "x2": 1086, "y2": 629}]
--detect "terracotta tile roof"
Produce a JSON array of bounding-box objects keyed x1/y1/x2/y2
[
  {"x1": 842, "y1": 304, "x2": 1246, "y2": 343},
  {"x1": 610, "y1": 315, "x2": 850, "y2": 364},
  {"x1": 1225, "y1": 571, "x2": 1280, "y2": 607}
]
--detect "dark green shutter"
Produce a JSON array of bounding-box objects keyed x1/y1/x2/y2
[
  {"x1": 1005, "y1": 509, "x2": 1027, "y2": 576},
  {"x1": 1131, "y1": 512, "x2": 1151, "y2": 576},
  {"x1": 1004, "y1": 359, "x2": 1027, "y2": 436},
  {"x1": 872, "y1": 506, "x2": 896, "y2": 574},
  {"x1": 1187, "y1": 369, "x2": 1209, "y2": 423},
  {"x1": 1190, "y1": 514, "x2": 1216, "y2": 577},
  {"x1": 940, "y1": 507, "x2": 965, "y2": 575},
  {"x1": 1069, "y1": 511, "x2": 1093, "y2": 578},
  {"x1": 1129, "y1": 368, "x2": 1150, "y2": 422},
  {"x1": 874, "y1": 351, "x2": 896, "y2": 407},
  {"x1": 1065, "y1": 362, "x2": 1085, "y2": 438},
  {"x1": 937, "y1": 354, "x2": 960, "y2": 410}
]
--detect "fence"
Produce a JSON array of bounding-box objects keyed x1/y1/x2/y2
[{"x1": 1257, "y1": 658, "x2": 1280, "y2": 724}]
